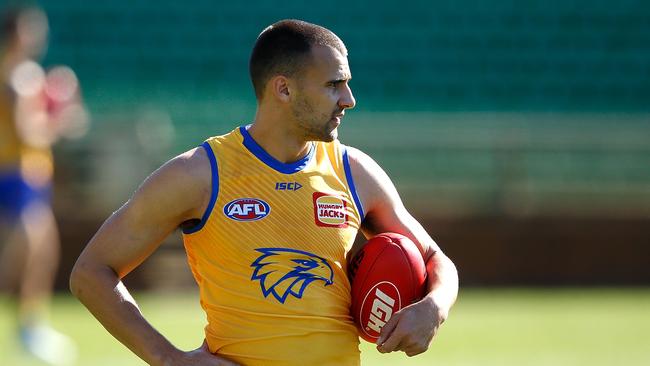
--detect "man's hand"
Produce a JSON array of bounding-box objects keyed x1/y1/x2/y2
[
  {"x1": 167, "y1": 341, "x2": 240, "y2": 366},
  {"x1": 376, "y1": 296, "x2": 447, "y2": 357},
  {"x1": 346, "y1": 146, "x2": 459, "y2": 357}
]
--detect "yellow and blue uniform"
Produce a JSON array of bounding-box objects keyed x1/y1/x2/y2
[
  {"x1": 182, "y1": 125, "x2": 365, "y2": 365},
  {"x1": 0, "y1": 86, "x2": 21, "y2": 168},
  {"x1": 0, "y1": 85, "x2": 52, "y2": 218}
]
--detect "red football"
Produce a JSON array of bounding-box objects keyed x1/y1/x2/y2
[{"x1": 348, "y1": 232, "x2": 427, "y2": 343}]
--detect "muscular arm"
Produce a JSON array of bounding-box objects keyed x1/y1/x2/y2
[
  {"x1": 69, "y1": 147, "x2": 233, "y2": 366},
  {"x1": 347, "y1": 146, "x2": 459, "y2": 356}
]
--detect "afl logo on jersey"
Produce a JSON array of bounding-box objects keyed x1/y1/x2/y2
[{"x1": 224, "y1": 198, "x2": 270, "y2": 221}]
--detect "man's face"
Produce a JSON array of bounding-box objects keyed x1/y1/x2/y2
[{"x1": 290, "y1": 45, "x2": 356, "y2": 142}]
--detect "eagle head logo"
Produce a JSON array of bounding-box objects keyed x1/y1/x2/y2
[{"x1": 251, "y1": 248, "x2": 334, "y2": 304}]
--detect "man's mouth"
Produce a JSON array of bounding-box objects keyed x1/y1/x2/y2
[{"x1": 331, "y1": 112, "x2": 345, "y2": 122}]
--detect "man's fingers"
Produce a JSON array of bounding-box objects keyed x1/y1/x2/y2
[
  {"x1": 377, "y1": 318, "x2": 404, "y2": 353},
  {"x1": 216, "y1": 359, "x2": 241, "y2": 366},
  {"x1": 403, "y1": 344, "x2": 426, "y2": 357},
  {"x1": 193, "y1": 340, "x2": 241, "y2": 366},
  {"x1": 212, "y1": 354, "x2": 242, "y2": 366},
  {"x1": 377, "y1": 332, "x2": 404, "y2": 354},
  {"x1": 376, "y1": 312, "x2": 400, "y2": 346},
  {"x1": 200, "y1": 339, "x2": 210, "y2": 351},
  {"x1": 405, "y1": 349, "x2": 422, "y2": 357}
]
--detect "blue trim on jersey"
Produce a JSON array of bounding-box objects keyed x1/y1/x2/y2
[
  {"x1": 342, "y1": 146, "x2": 365, "y2": 222},
  {"x1": 239, "y1": 125, "x2": 314, "y2": 174},
  {"x1": 183, "y1": 141, "x2": 219, "y2": 234}
]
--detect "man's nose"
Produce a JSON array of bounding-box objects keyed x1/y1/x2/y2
[{"x1": 339, "y1": 83, "x2": 356, "y2": 109}]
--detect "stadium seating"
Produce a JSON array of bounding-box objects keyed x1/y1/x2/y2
[
  {"x1": 38, "y1": 1, "x2": 650, "y2": 216},
  {"x1": 42, "y1": 0, "x2": 650, "y2": 111}
]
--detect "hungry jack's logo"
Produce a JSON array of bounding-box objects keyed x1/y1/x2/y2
[{"x1": 313, "y1": 192, "x2": 348, "y2": 228}]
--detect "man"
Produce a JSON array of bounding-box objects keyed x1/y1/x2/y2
[
  {"x1": 70, "y1": 19, "x2": 458, "y2": 366},
  {"x1": 1, "y1": 5, "x2": 83, "y2": 365}
]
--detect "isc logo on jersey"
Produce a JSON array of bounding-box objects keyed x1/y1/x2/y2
[
  {"x1": 313, "y1": 192, "x2": 348, "y2": 228},
  {"x1": 224, "y1": 198, "x2": 270, "y2": 221},
  {"x1": 275, "y1": 182, "x2": 302, "y2": 191},
  {"x1": 360, "y1": 282, "x2": 401, "y2": 338}
]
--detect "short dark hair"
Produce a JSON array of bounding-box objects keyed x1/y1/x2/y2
[{"x1": 249, "y1": 19, "x2": 347, "y2": 100}]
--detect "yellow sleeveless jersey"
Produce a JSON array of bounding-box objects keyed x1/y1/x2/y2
[
  {"x1": 182, "y1": 126, "x2": 366, "y2": 365},
  {"x1": 0, "y1": 87, "x2": 21, "y2": 169},
  {"x1": 0, "y1": 85, "x2": 53, "y2": 176}
]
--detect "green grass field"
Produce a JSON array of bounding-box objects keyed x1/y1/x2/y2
[{"x1": 1, "y1": 288, "x2": 649, "y2": 365}]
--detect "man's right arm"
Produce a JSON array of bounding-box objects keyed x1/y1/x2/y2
[{"x1": 69, "y1": 147, "x2": 237, "y2": 366}]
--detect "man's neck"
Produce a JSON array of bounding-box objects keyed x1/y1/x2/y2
[{"x1": 246, "y1": 118, "x2": 312, "y2": 164}]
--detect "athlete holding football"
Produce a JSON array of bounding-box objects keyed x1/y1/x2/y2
[{"x1": 70, "y1": 20, "x2": 458, "y2": 365}]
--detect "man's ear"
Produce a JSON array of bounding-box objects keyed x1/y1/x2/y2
[{"x1": 270, "y1": 75, "x2": 291, "y2": 103}]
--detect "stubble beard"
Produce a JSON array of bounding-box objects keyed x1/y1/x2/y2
[{"x1": 291, "y1": 95, "x2": 338, "y2": 142}]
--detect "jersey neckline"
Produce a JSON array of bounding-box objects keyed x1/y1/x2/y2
[{"x1": 239, "y1": 125, "x2": 315, "y2": 174}]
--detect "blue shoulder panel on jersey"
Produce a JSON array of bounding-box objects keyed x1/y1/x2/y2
[
  {"x1": 342, "y1": 145, "x2": 365, "y2": 222},
  {"x1": 239, "y1": 125, "x2": 314, "y2": 174},
  {"x1": 183, "y1": 141, "x2": 219, "y2": 234}
]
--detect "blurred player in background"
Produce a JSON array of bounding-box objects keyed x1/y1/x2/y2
[
  {"x1": 71, "y1": 20, "x2": 457, "y2": 365},
  {"x1": 0, "y1": 4, "x2": 87, "y2": 365}
]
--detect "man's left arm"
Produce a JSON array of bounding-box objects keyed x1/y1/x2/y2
[{"x1": 346, "y1": 146, "x2": 459, "y2": 356}]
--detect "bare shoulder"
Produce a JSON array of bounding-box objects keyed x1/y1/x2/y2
[
  {"x1": 152, "y1": 146, "x2": 210, "y2": 188},
  {"x1": 131, "y1": 146, "x2": 212, "y2": 223},
  {"x1": 346, "y1": 146, "x2": 438, "y2": 258},
  {"x1": 345, "y1": 145, "x2": 375, "y2": 171},
  {"x1": 346, "y1": 146, "x2": 402, "y2": 213},
  {"x1": 169, "y1": 146, "x2": 211, "y2": 182}
]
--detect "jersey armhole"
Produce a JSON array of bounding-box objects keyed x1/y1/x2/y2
[
  {"x1": 342, "y1": 145, "x2": 365, "y2": 222},
  {"x1": 182, "y1": 141, "x2": 219, "y2": 234}
]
